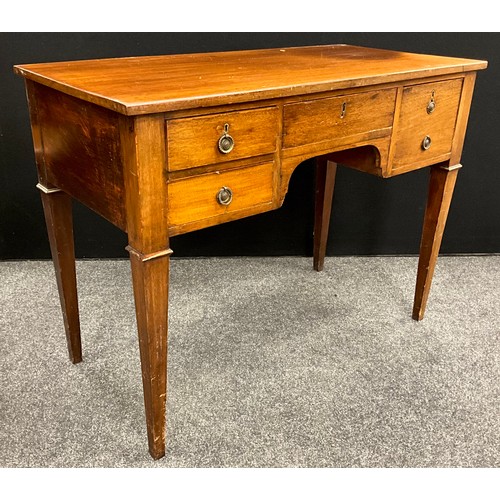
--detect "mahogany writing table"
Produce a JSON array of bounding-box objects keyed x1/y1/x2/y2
[{"x1": 14, "y1": 45, "x2": 487, "y2": 459}]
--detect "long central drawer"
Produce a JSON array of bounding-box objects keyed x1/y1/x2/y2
[{"x1": 283, "y1": 88, "x2": 397, "y2": 149}]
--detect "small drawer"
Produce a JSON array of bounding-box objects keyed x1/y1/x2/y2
[
  {"x1": 166, "y1": 107, "x2": 280, "y2": 171},
  {"x1": 392, "y1": 79, "x2": 463, "y2": 170},
  {"x1": 167, "y1": 162, "x2": 274, "y2": 228},
  {"x1": 283, "y1": 88, "x2": 396, "y2": 149}
]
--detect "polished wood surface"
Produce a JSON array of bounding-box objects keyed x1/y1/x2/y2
[
  {"x1": 15, "y1": 45, "x2": 487, "y2": 459},
  {"x1": 14, "y1": 45, "x2": 487, "y2": 115},
  {"x1": 26, "y1": 80, "x2": 126, "y2": 230}
]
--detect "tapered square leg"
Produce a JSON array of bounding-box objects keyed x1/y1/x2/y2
[
  {"x1": 413, "y1": 164, "x2": 461, "y2": 321},
  {"x1": 120, "y1": 113, "x2": 171, "y2": 460},
  {"x1": 128, "y1": 246, "x2": 171, "y2": 460},
  {"x1": 38, "y1": 185, "x2": 82, "y2": 363},
  {"x1": 313, "y1": 158, "x2": 338, "y2": 271}
]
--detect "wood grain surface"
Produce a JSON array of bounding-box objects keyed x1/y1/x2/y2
[
  {"x1": 27, "y1": 81, "x2": 126, "y2": 230},
  {"x1": 14, "y1": 45, "x2": 487, "y2": 115}
]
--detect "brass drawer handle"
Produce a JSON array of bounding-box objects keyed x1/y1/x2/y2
[
  {"x1": 427, "y1": 91, "x2": 436, "y2": 114},
  {"x1": 422, "y1": 135, "x2": 432, "y2": 150},
  {"x1": 218, "y1": 123, "x2": 234, "y2": 154},
  {"x1": 216, "y1": 186, "x2": 233, "y2": 206}
]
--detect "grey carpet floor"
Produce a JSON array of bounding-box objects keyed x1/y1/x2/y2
[{"x1": 0, "y1": 256, "x2": 498, "y2": 468}]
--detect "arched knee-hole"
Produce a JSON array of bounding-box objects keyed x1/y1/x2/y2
[
  {"x1": 280, "y1": 144, "x2": 385, "y2": 206},
  {"x1": 327, "y1": 145, "x2": 381, "y2": 174}
]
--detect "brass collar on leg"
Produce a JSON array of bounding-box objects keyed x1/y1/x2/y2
[
  {"x1": 125, "y1": 246, "x2": 173, "y2": 262},
  {"x1": 440, "y1": 164, "x2": 463, "y2": 172},
  {"x1": 36, "y1": 183, "x2": 62, "y2": 194}
]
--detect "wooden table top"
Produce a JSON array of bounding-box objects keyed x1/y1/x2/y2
[{"x1": 14, "y1": 44, "x2": 487, "y2": 115}]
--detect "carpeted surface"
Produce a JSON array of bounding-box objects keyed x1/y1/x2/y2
[{"x1": 0, "y1": 256, "x2": 498, "y2": 467}]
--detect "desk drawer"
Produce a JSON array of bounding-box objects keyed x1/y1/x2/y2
[
  {"x1": 168, "y1": 162, "x2": 274, "y2": 229},
  {"x1": 166, "y1": 107, "x2": 280, "y2": 171},
  {"x1": 392, "y1": 79, "x2": 462, "y2": 170},
  {"x1": 283, "y1": 88, "x2": 396, "y2": 149}
]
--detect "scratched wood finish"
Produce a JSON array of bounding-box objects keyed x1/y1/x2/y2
[
  {"x1": 392, "y1": 79, "x2": 463, "y2": 171},
  {"x1": 283, "y1": 88, "x2": 396, "y2": 149},
  {"x1": 120, "y1": 115, "x2": 170, "y2": 460},
  {"x1": 14, "y1": 46, "x2": 487, "y2": 115},
  {"x1": 167, "y1": 106, "x2": 279, "y2": 171},
  {"x1": 168, "y1": 162, "x2": 274, "y2": 230},
  {"x1": 26, "y1": 81, "x2": 126, "y2": 230}
]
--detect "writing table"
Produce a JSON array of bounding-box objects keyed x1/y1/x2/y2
[{"x1": 14, "y1": 45, "x2": 487, "y2": 459}]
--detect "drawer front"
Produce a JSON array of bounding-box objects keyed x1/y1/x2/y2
[
  {"x1": 168, "y1": 163, "x2": 274, "y2": 228},
  {"x1": 392, "y1": 79, "x2": 463, "y2": 169},
  {"x1": 167, "y1": 107, "x2": 280, "y2": 171},
  {"x1": 283, "y1": 88, "x2": 396, "y2": 149}
]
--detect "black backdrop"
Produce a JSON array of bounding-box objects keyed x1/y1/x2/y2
[{"x1": 1, "y1": 33, "x2": 498, "y2": 259}]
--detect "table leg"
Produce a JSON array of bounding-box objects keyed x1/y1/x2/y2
[
  {"x1": 120, "y1": 114, "x2": 171, "y2": 459},
  {"x1": 127, "y1": 246, "x2": 171, "y2": 459},
  {"x1": 413, "y1": 164, "x2": 461, "y2": 321},
  {"x1": 38, "y1": 184, "x2": 82, "y2": 363},
  {"x1": 313, "y1": 158, "x2": 338, "y2": 271}
]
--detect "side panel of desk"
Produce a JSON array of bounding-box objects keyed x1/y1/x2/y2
[{"x1": 26, "y1": 81, "x2": 127, "y2": 230}]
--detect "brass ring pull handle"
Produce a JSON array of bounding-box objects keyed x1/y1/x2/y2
[
  {"x1": 427, "y1": 90, "x2": 436, "y2": 114},
  {"x1": 422, "y1": 135, "x2": 432, "y2": 150},
  {"x1": 216, "y1": 186, "x2": 233, "y2": 206},
  {"x1": 218, "y1": 123, "x2": 235, "y2": 154}
]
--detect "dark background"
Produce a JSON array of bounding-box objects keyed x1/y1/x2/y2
[{"x1": 1, "y1": 33, "x2": 498, "y2": 260}]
